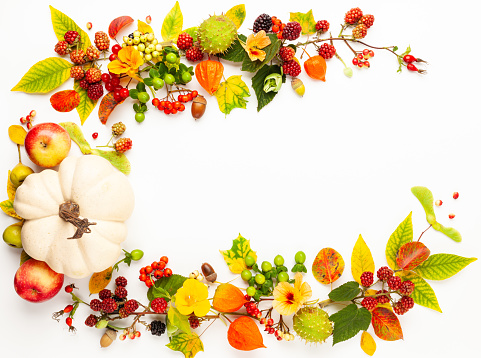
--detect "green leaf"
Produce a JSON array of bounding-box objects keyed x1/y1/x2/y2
[
  {"x1": 219, "y1": 35, "x2": 248, "y2": 62},
  {"x1": 329, "y1": 281, "x2": 361, "y2": 302},
  {"x1": 74, "y1": 81, "x2": 97, "y2": 124},
  {"x1": 400, "y1": 271, "x2": 442, "y2": 312},
  {"x1": 183, "y1": 27, "x2": 198, "y2": 42},
  {"x1": 241, "y1": 34, "x2": 281, "y2": 72},
  {"x1": 252, "y1": 64, "x2": 284, "y2": 112},
  {"x1": 415, "y1": 254, "x2": 477, "y2": 280},
  {"x1": 289, "y1": 10, "x2": 317, "y2": 35},
  {"x1": 225, "y1": 4, "x2": 246, "y2": 29},
  {"x1": 167, "y1": 305, "x2": 191, "y2": 334},
  {"x1": 436, "y1": 223, "x2": 462, "y2": 242},
  {"x1": 12, "y1": 57, "x2": 72, "y2": 93},
  {"x1": 59, "y1": 122, "x2": 92, "y2": 154},
  {"x1": 214, "y1": 75, "x2": 250, "y2": 115},
  {"x1": 90, "y1": 149, "x2": 131, "y2": 175},
  {"x1": 50, "y1": 6, "x2": 92, "y2": 51},
  {"x1": 329, "y1": 304, "x2": 371, "y2": 345},
  {"x1": 166, "y1": 331, "x2": 204, "y2": 358},
  {"x1": 147, "y1": 274, "x2": 187, "y2": 302},
  {"x1": 411, "y1": 186, "x2": 436, "y2": 225},
  {"x1": 385, "y1": 212, "x2": 413, "y2": 270},
  {"x1": 161, "y1": 1, "x2": 183, "y2": 41},
  {"x1": 20, "y1": 250, "x2": 32, "y2": 266},
  {"x1": 220, "y1": 234, "x2": 257, "y2": 274}
]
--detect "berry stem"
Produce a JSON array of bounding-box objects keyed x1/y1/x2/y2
[{"x1": 417, "y1": 224, "x2": 432, "y2": 242}]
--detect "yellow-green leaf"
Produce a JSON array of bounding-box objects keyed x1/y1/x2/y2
[
  {"x1": 400, "y1": 271, "x2": 441, "y2": 312},
  {"x1": 89, "y1": 267, "x2": 113, "y2": 294},
  {"x1": 435, "y1": 222, "x2": 462, "y2": 242},
  {"x1": 226, "y1": 4, "x2": 246, "y2": 29},
  {"x1": 59, "y1": 122, "x2": 92, "y2": 154},
  {"x1": 351, "y1": 235, "x2": 375, "y2": 285},
  {"x1": 415, "y1": 253, "x2": 477, "y2": 280},
  {"x1": 138, "y1": 19, "x2": 153, "y2": 35},
  {"x1": 167, "y1": 305, "x2": 191, "y2": 333},
  {"x1": 161, "y1": 1, "x2": 183, "y2": 41},
  {"x1": 12, "y1": 57, "x2": 72, "y2": 93},
  {"x1": 214, "y1": 75, "x2": 250, "y2": 115},
  {"x1": 8, "y1": 126, "x2": 27, "y2": 145},
  {"x1": 385, "y1": 213, "x2": 413, "y2": 270},
  {"x1": 7, "y1": 171, "x2": 16, "y2": 201},
  {"x1": 91, "y1": 149, "x2": 131, "y2": 175},
  {"x1": 166, "y1": 331, "x2": 204, "y2": 358},
  {"x1": 411, "y1": 186, "x2": 436, "y2": 225},
  {"x1": 74, "y1": 81, "x2": 97, "y2": 124},
  {"x1": 220, "y1": 234, "x2": 257, "y2": 274},
  {"x1": 289, "y1": 10, "x2": 317, "y2": 35},
  {"x1": 0, "y1": 199, "x2": 22, "y2": 220},
  {"x1": 50, "y1": 6, "x2": 91, "y2": 51},
  {"x1": 360, "y1": 331, "x2": 376, "y2": 356},
  {"x1": 20, "y1": 249, "x2": 32, "y2": 266}
]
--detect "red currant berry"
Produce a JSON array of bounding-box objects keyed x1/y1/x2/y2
[
  {"x1": 369, "y1": 50, "x2": 374, "y2": 57},
  {"x1": 158, "y1": 261, "x2": 166, "y2": 270},
  {"x1": 120, "y1": 88, "x2": 130, "y2": 98},
  {"x1": 352, "y1": 58, "x2": 359, "y2": 65},
  {"x1": 449, "y1": 213, "x2": 455, "y2": 219},
  {"x1": 453, "y1": 192, "x2": 459, "y2": 199},
  {"x1": 112, "y1": 44, "x2": 122, "y2": 55},
  {"x1": 114, "y1": 91, "x2": 123, "y2": 102},
  {"x1": 139, "y1": 267, "x2": 146, "y2": 275},
  {"x1": 105, "y1": 82, "x2": 114, "y2": 92},
  {"x1": 152, "y1": 262, "x2": 159, "y2": 270},
  {"x1": 92, "y1": 132, "x2": 98, "y2": 139},
  {"x1": 109, "y1": 54, "x2": 116, "y2": 62},
  {"x1": 186, "y1": 93, "x2": 193, "y2": 102},
  {"x1": 101, "y1": 73, "x2": 111, "y2": 83},
  {"x1": 165, "y1": 102, "x2": 173, "y2": 110},
  {"x1": 114, "y1": 84, "x2": 123, "y2": 92},
  {"x1": 267, "y1": 318, "x2": 274, "y2": 326},
  {"x1": 139, "y1": 274, "x2": 147, "y2": 281},
  {"x1": 362, "y1": 49, "x2": 369, "y2": 56},
  {"x1": 110, "y1": 77, "x2": 120, "y2": 86},
  {"x1": 154, "y1": 270, "x2": 164, "y2": 279}
]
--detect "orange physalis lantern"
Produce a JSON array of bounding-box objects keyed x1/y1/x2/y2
[
  {"x1": 195, "y1": 59, "x2": 224, "y2": 95},
  {"x1": 227, "y1": 316, "x2": 266, "y2": 351},
  {"x1": 212, "y1": 283, "x2": 248, "y2": 312},
  {"x1": 304, "y1": 55, "x2": 327, "y2": 81}
]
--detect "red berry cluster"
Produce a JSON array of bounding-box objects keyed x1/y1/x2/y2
[
  {"x1": 282, "y1": 60, "x2": 301, "y2": 77},
  {"x1": 64, "y1": 30, "x2": 80, "y2": 44},
  {"x1": 271, "y1": 16, "x2": 286, "y2": 39},
  {"x1": 315, "y1": 20, "x2": 330, "y2": 33},
  {"x1": 152, "y1": 90, "x2": 198, "y2": 115},
  {"x1": 352, "y1": 49, "x2": 375, "y2": 68},
  {"x1": 139, "y1": 256, "x2": 172, "y2": 288},
  {"x1": 244, "y1": 301, "x2": 262, "y2": 319},
  {"x1": 318, "y1": 43, "x2": 336, "y2": 59},
  {"x1": 114, "y1": 138, "x2": 133, "y2": 153},
  {"x1": 177, "y1": 32, "x2": 194, "y2": 50},
  {"x1": 94, "y1": 31, "x2": 110, "y2": 51},
  {"x1": 360, "y1": 271, "x2": 374, "y2": 287},
  {"x1": 19, "y1": 110, "x2": 36, "y2": 130},
  {"x1": 189, "y1": 316, "x2": 201, "y2": 329},
  {"x1": 343, "y1": 8, "x2": 375, "y2": 39},
  {"x1": 282, "y1": 22, "x2": 302, "y2": 41},
  {"x1": 344, "y1": 7, "x2": 363, "y2": 24},
  {"x1": 151, "y1": 297, "x2": 168, "y2": 313},
  {"x1": 279, "y1": 46, "x2": 295, "y2": 62},
  {"x1": 393, "y1": 296, "x2": 415, "y2": 315},
  {"x1": 185, "y1": 46, "x2": 204, "y2": 62}
]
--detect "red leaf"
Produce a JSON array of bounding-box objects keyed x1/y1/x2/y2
[
  {"x1": 50, "y1": 90, "x2": 80, "y2": 112},
  {"x1": 312, "y1": 248, "x2": 345, "y2": 284},
  {"x1": 99, "y1": 92, "x2": 124, "y2": 124},
  {"x1": 371, "y1": 307, "x2": 403, "y2": 341},
  {"x1": 108, "y1": 16, "x2": 134, "y2": 39},
  {"x1": 396, "y1": 242, "x2": 430, "y2": 271}
]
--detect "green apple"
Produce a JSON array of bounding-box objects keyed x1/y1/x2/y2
[
  {"x1": 3, "y1": 222, "x2": 23, "y2": 248},
  {"x1": 10, "y1": 163, "x2": 34, "y2": 188}
]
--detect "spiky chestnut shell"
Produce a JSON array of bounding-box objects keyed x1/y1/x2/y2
[
  {"x1": 293, "y1": 307, "x2": 333, "y2": 344},
  {"x1": 197, "y1": 15, "x2": 237, "y2": 55}
]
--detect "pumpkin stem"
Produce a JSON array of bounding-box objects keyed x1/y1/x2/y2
[{"x1": 59, "y1": 201, "x2": 97, "y2": 240}]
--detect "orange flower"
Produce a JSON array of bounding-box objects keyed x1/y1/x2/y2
[
  {"x1": 107, "y1": 46, "x2": 144, "y2": 81},
  {"x1": 241, "y1": 30, "x2": 271, "y2": 62},
  {"x1": 272, "y1": 272, "x2": 312, "y2": 316}
]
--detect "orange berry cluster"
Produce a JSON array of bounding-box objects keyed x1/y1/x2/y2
[
  {"x1": 19, "y1": 110, "x2": 37, "y2": 130},
  {"x1": 138, "y1": 256, "x2": 172, "y2": 288},
  {"x1": 270, "y1": 16, "x2": 286, "y2": 39},
  {"x1": 352, "y1": 49, "x2": 375, "y2": 68}
]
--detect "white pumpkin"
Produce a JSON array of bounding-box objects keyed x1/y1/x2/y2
[{"x1": 14, "y1": 155, "x2": 135, "y2": 278}]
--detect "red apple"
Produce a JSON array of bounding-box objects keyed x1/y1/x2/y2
[
  {"x1": 14, "y1": 258, "x2": 64, "y2": 302},
  {"x1": 24, "y1": 122, "x2": 71, "y2": 168}
]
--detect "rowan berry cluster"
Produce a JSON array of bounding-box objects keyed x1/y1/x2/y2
[
  {"x1": 19, "y1": 110, "x2": 36, "y2": 130},
  {"x1": 138, "y1": 256, "x2": 172, "y2": 288}
]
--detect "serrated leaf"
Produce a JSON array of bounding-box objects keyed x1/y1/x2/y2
[
  {"x1": 12, "y1": 57, "x2": 72, "y2": 93},
  {"x1": 20, "y1": 250, "x2": 32, "y2": 266},
  {"x1": 415, "y1": 253, "x2": 477, "y2": 280},
  {"x1": 98, "y1": 92, "x2": 124, "y2": 125},
  {"x1": 371, "y1": 307, "x2": 403, "y2": 341},
  {"x1": 161, "y1": 1, "x2": 183, "y2": 41},
  {"x1": 396, "y1": 241, "x2": 430, "y2": 270},
  {"x1": 225, "y1": 4, "x2": 246, "y2": 29},
  {"x1": 73, "y1": 81, "x2": 97, "y2": 124},
  {"x1": 167, "y1": 305, "x2": 191, "y2": 334},
  {"x1": 59, "y1": 122, "x2": 92, "y2": 154},
  {"x1": 241, "y1": 34, "x2": 281, "y2": 72},
  {"x1": 351, "y1": 234, "x2": 375, "y2": 284},
  {"x1": 289, "y1": 10, "x2": 317, "y2": 35},
  {"x1": 312, "y1": 248, "x2": 345, "y2": 284},
  {"x1": 7, "y1": 171, "x2": 16, "y2": 201},
  {"x1": 435, "y1": 223, "x2": 462, "y2": 242},
  {"x1": 88, "y1": 267, "x2": 113, "y2": 294},
  {"x1": 166, "y1": 331, "x2": 203, "y2": 358},
  {"x1": 360, "y1": 331, "x2": 376, "y2": 356},
  {"x1": 50, "y1": 6, "x2": 91, "y2": 51},
  {"x1": 50, "y1": 90, "x2": 80, "y2": 112},
  {"x1": 109, "y1": 16, "x2": 134, "y2": 39},
  {"x1": 148, "y1": 274, "x2": 187, "y2": 302},
  {"x1": 400, "y1": 271, "x2": 441, "y2": 312},
  {"x1": 214, "y1": 75, "x2": 250, "y2": 115},
  {"x1": 411, "y1": 186, "x2": 436, "y2": 225},
  {"x1": 1, "y1": 199, "x2": 22, "y2": 220},
  {"x1": 182, "y1": 27, "x2": 198, "y2": 42},
  {"x1": 90, "y1": 149, "x2": 131, "y2": 175},
  {"x1": 252, "y1": 64, "x2": 284, "y2": 112},
  {"x1": 8, "y1": 125, "x2": 27, "y2": 145},
  {"x1": 220, "y1": 234, "x2": 257, "y2": 274},
  {"x1": 329, "y1": 281, "x2": 360, "y2": 302},
  {"x1": 219, "y1": 35, "x2": 248, "y2": 62},
  {"x1": 329, "y1": 304, "x2": 371, "y2": 345},
  {"x1": 138, "y1": 19, "x2": 153, "y2": 35},
  {"x1": 385, "y1": 212, "x2": 413, "y2": 270}
]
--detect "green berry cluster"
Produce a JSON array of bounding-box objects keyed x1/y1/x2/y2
[{"x1": 122, "y1": 31, "x2": 162, "y2": 62}]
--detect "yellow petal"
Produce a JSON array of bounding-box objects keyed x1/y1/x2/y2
[
  {"x1": 245, "y1": 33, "x2": 255, "y2": 48},
  {"x1": 107, "y1": 60, "x2": 129, "y2": 74},
  {"x1": 247, "y1": 48, "x2": 266, "y2": 62},
  {"x1": 176, "y1": 302, "x2": 194, "y2": 316},
  {"x1": 253, "y1": 30, "x2": 271, "y2": 49},
  {"x1": 273, "y1": 282, "x2": 292, "y2": 299},
  {"x1": 272, "y1": 299, "x2": 298, "y2": 316},
  {"x1": 294, "y1": 272, "x2": 303, "y2": 290},
  {"x1": 298, "y1": 282, "x2": 312, "y2": 303},
  {"x1": 193, "y1": 299, "x2": 211, "y2": 317}
]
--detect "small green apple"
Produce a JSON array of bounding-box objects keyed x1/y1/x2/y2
[
  {"x1": 3, "y1": 222, "x2": 23, "y2": 248},
  {"x1": 10, "y1": 163, "x2": 34, "y2": 188}
]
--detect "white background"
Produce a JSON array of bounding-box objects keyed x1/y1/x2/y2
[{"x1": 1, "y1": 0, "x2": 480, "y2": 357}]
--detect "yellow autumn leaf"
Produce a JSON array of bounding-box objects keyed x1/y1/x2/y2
[
  {"x1": 214, "y1": 75, "x2": 250, "y2": 115},
  {"x1": 138, "y1": 19, "x2": 153, "y2": 35},
  {"x1": 225, "y1": 4, "x2": 246, "y2": 29},
  {"x1": 8, "y1": 125, "x2": 27, "y2": 145},
  {"x1": 361, "y1": 331, "x2": 376, "y2": 356},
  {"x1": 220, "y1": 234, "x2": 257, "y2": 274},
  {"x1": 351, "y1": 234, "x2": 375, "y2": 284},
  {"x1": 89, "y1": 267, "x2": 113, "y2": 294},
  {"x1": 7, "y1": 171, "x2": 16, "y2": 201}
]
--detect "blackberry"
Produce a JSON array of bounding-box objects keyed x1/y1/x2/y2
[
  {"x1": 99, "y1": 289, "x2": 112, "y2": 300},
  {"x1": 87, "y1": 82, "x2": 104, "y2": 100},
  {"x1": 376, "y1": 266, "x2": 393, "y2": 281},
  {"x1": 400, "y1": 296, "x2": 414, "y2": 310},
  {"x1": 101, "y1": 298, "x2": 118, "y2": 313},
  {"x1": 70, "y1": 49, "x2": 86, "y2": 65},
  {"x1": 64, "y1": 30, "x2": 80, "y2": 44},
  {"x1": 361, "y1": 297, "x2": 377, "y2": 311},
  {"x1": 150, "y1": 320, "x2": 166, "y2": 336},
  {"x1": 315, "y1": 20, "x2": 330, "y2": 33},
  {"x1": 90, "y1": 298, "x2": 102, "y2": 311},
  {"x1": 70, "y1": 66, "x2": 85, "y2": 80},
  {"x1": 78, "y1": 79, "x2": 89, "y2": 89},
  {"x1": 399, "y1": 280, "x2": 415, "y2": 296},
  {"x1": 151, "y1": 297, "x2": 168, "y2": 313},
  {"x1": 177, "y1": 32, "x2": 194, "y2": 50},
  {"x1": 387, "y1": 276, "x2": 402, "y2": 291},
  {"x1": 185, "y1": 46, "x2": 204, "y2": 62},
  {"x1": 376, "y1": 290, "x2": 390, "y2": 304},
  {"x1": 345, "y1": 7, "x2": 363, "y2": 24},
  {"x1": 112, "y1": 122, "x2": 126, "y2": 136},
  {"x1": 279, "y1": 46, "x2": 295, "y2": 62},
  {"x1": 318, "y1": 43, "x2": 336, "y2": 59},
  {"x1": 352, "y1": 24, "x2": 368, "y2": 39},
  {"x1": 360, "y1": 271, "x2": 374, "y2": 287},
  {"x1": 115, "y1": 286, "x2": 128, "y2": 299},
  {"x1": 124, "y1": 299, "x2": 139, "y2": 314},
  {"x1": 253, "y1": 13, "x2": 272, "y2": 33},
  {"x1": 86, "y1": 45, "x2": 100, "y2": 61},
  {"x1": 54, "y1": 41, "x2": 70, "y2": 55},
  {"x1": 85, "y1": 314, "x2": 98, "y2": 327},
  {"x1": 282, "y1": 60, "x2": 301, "y2": 77},
  {"x1": 115, "y1": 276, "x2": 128, "y2": 287},
  {"x1": 94, "y1": 31, "x2": 110, "y2": 51},
  {"x1": 114, "y1": 138, "x2": 133, "y2": 153},
  {"x1": 189, "y1": 316, "x2": 200, "y2": 329},
  {"x1": 282, "y1": 22, "x2": 302, "y2": 41}
]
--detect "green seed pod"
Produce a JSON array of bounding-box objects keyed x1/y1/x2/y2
[
  {"x1": 343, "y1": 67, "x2": 353, "y2": 78},
  {"x1": 293, "y1": 307, "x2": 333, "y2": 343},
  {"x1": 264, "y1": 73, "x2": 282, "y2": 93},
  {"x1": 291, "y1": 78, "x2": 305, "y2": 97}
]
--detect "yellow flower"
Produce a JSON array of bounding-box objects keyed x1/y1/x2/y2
[
  {"x1": 241, "y1": 30, "x2": 271, "y2": 62},
  {"x1": 272, "y1": 272, "x2": 312, "y2": 316},
  {"x1": 174, "y1": 279, "x2": 211, "y2": 317},
  {"x1": 107, "y1": 46, "x2": 144, "y2": 81}
]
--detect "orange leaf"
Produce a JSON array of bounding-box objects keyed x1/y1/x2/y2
[
  {"x1": 304, "y1": 55, "x2": 326, "y2": 81},
  {"x1": 50, "y1": 90, "x2": 80, "y2": 112},
  {"x1": 312, "y1": 248, "x2": 345, "y2": 284},
  {"x1": 99, "y1": 92, "x2": 124, "y2": 125},
  {"x1": 89, "y1": 267, "x2": 113, "y2": 294},
  {"x1": 195, "y1": 60, "x2": 224, "y2": 95},
  {"x1": 396, "y1": 242, "x2": 430, "y2": 271},
  {"x1": 212, "y1": 283, "x2": 248, "y2": 312},
  {"x1": 227, "y1": 316, "x2": 266, "y2": 351},
  {"x1": 108, "y1": 16, "x2": 134, "y2": 39},
  {"x1": 371, "y1": 307, "x2": 403, "y2": 341},
  {"x1": 360, "y1": 331, "x2": 376, "y2": 356}
]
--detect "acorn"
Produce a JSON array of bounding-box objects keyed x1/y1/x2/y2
[
  {"x1": 201, "y1": 262, "x2": 217, "y2": 283},
  {"x1": 291, "y1": 78, "x2": 305, "y2": 97},
  {"x1": 191, "y1": 95, "x2": 207, "y2": 120},
  {"x1": 100, "y1": 328, "x2": 117, "y2": 348}
]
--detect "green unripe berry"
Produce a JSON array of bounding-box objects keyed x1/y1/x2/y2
[
  {"x1": 166, "y1": 53, "x2": 177, "y2": 63},
  {"x1": 133, "y1": 31, "x2": 141, "y2": 38},
  {"x1": 295, "y1": 251, "x2": 306, "y2": 264},
  {"x1": 261, "y1": 261, "x2": 272, "y2": 273},
  {"x1": 138, "y1": 43, "x2": 146, "y2": 52},
  {"x1": 274, "y1": 255, "x2": 284, "y2": 266},
  {"x1": 241, "y1": 269, "x2": 252, "y2": 281},
  {"x1": 137, "y1": 92, "x2": 150, "y2": 103},
  {"x1": 164, "y1": 74, "x2": 175, "y2": 85},
  {"x1": 130, "y1": 249, "x2": 144, "y2": 261},
  {"x1": 181, "y1": 72, "x2": 192, "y2": 83},
  {"x1": 152, "y1": 77, "x2": 164, "y2": 89},
  {"x1": 152, "y1": 51, "x2": 160, "y2": 58},
  {"x1": 277, "y1": 271, "x2": 289, "y2": 282},
  {"x1": 135, "y1": 112, "x2": 145, "y2": 123},
  {"x1": 255, "y1": 274, "x2": 266, "y2": 285},
  {"x1": 246, "y1": 286, "x2": 256, "y2": 296},
  {"x1": 133, "y1": 37, "x2": 140, "y2": 45},
  {"x1": 146, "y1": 33, "x2": 154, "y2": 41},
  {"x1": 144, "y1": 54, "x2": 152, "y2": 61},
  {"x1": 140, "y1": 35, "x2": 147, "y2": 43},
  {"x1": 245, "y1": 255, "x2": 256, "y2": 267}
]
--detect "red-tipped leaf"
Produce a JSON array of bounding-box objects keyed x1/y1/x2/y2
[
  {"x1": 108, "y1": 16, "x2": 134, "y2": 39},
  {"x1": 396, "y1": 242, "x2": 430, "y2": 271},
  {"x1": 50, "y1": 90, "x2": 80, "y2": 112}
]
